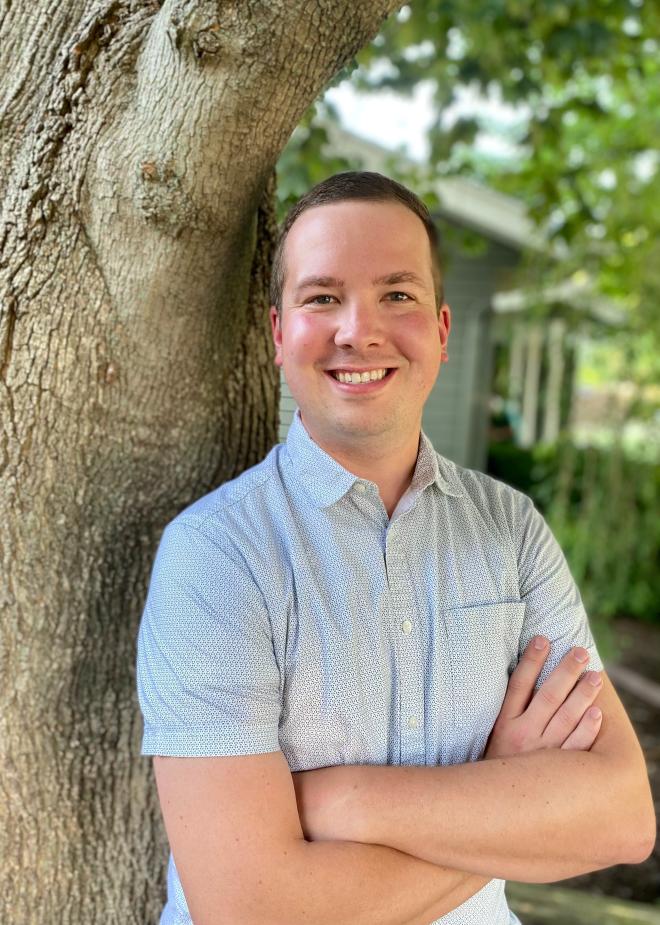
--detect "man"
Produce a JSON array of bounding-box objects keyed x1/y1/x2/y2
[{"x1": 137, "y1": 172, "x2": 654, "y2": 925}]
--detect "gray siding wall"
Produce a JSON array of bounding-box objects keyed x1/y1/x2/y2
[
  {"x1": 278, "y1": 373, "x2": 297, "y2": 443},
  {"x1": 423, "y1": 235, "x2": 518, "y2": 470}
]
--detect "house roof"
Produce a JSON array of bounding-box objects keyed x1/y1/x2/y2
[
  {"x1": 322, "y1": 121, "x2": 540, "y2": 250},
  {"x1": 492, "y1": 278, "x2": 625, "y2": 325},
  {"x1": 319, "y1": 121, "x2": 623, "y2": 326}
]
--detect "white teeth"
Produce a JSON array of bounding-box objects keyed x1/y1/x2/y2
[{"x1": 334, "y1": 368, "x2": 388, "y2": 384}]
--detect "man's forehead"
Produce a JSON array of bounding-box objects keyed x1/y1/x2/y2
[
  {"x1": 292, "y1": 270, "x2": 429, "y2": 294},
  {"x1": 283, "y1": 201, "x2": 432, "y2": 279},
  {"x1": 288, "y1": 198, "x2": 426, "y2": 231}
]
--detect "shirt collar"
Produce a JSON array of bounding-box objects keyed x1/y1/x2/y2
[
  {"x1": 414, "y1": 430, "x2": 464, "y2": 499},
  {"x1": 285, "y1": 410, "x2": 464, "y2": 508}
]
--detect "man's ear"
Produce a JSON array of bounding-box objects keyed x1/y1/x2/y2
[
  {"x1": 269, "y1": 306, "x2": 283, "y2": 367},
  {"x1": 439, "y1": 303, "x2": 451, "y2": 361}
]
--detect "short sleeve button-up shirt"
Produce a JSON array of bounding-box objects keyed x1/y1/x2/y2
[{"x1": 137, "y1": 410, "x2": 602, "y2": 925}]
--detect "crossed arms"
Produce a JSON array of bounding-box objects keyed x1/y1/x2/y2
[{"x1": 153, "y1": 639, "x2": 655, "y2": 925}]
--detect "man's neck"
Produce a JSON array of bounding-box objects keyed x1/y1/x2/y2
[{"x1": 300, "y1": 418, "x2": 421, "y2": 518}]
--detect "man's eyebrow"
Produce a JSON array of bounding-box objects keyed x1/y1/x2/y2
[
  {"x1": 293, "y1": 275, "x2": 345, "y2": 295},
  {"x1": 373, "y1": 271, "x2": 427, "y2": 286}
]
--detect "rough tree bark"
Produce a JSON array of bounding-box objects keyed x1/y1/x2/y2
[{"x1": 0, "y1": 1, "x2": 400, "y2": 921}]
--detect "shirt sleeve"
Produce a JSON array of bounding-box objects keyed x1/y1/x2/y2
[
  {"x1": 515, "y1": 493, "x2": 603, "y2": 684},
  {"x1": 136, "y1": 517, "x2": 282, "y2": 757}
]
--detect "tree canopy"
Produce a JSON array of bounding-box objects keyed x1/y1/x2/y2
[{"x1": 279, "y1": 0, "x2": 660, "y2": 391}]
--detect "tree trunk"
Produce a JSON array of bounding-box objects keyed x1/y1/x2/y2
[{"x1": 0, "y1": 2, "x2": 400, "y2": 920}]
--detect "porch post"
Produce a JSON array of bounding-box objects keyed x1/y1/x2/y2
[
  {"x1": 520, "y1": 323, "x2": 543, "y2": 447},
  {"x1": 541, "y1": 318, "x2": 566, "y2": 443}
]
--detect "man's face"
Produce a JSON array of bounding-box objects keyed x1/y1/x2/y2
[{"x1": 270, "y1": 199, "x2": 450, "y2": 452}]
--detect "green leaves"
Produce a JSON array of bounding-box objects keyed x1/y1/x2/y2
[{"x1": 277, "y1": 0, "x2": 660, "y2": 373}]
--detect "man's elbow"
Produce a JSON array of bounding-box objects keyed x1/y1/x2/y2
[
  {"x1": 617, "y1": 817, "x2": 656, "y2": 866},
  {"x1": 605, "y1": 769, "x2": 656, "y2": 867},
  {"x1": 555, "y1": 811, "x2": 655, "y2": 883},
  {"x1": 604, "y1": 827, "x2": 655, "y2": 869}
]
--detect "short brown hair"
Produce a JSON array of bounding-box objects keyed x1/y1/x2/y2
[{"x1": 270, "y1": 171, "x2": 443, "y2": 312}]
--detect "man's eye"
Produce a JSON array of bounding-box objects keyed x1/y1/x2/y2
[
  {"x1": 386, "y1": 291, "x2": 413, "y2": 302},
  {"x1": 305, "y1": 294, "x2": 336, "y2": 305}
]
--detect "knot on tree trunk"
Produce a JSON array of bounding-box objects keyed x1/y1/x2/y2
[
  {"x1": 135, "y1": 159, "x2": 200, "y2": 236},
  {"x1": 192, "y1": 23, "x2": 222, "y2": 59},
  {"x1": 166, "y1": 0, "x2": 244, "y2": 63}
]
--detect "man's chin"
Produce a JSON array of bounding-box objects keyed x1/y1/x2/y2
[{"x1": 319, "y1": 412, "x2": 396, "y2": 443}]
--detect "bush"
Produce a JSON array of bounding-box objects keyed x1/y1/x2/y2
[{"x1": 487, "y1": 440, "x2": 659, "y2": 629}]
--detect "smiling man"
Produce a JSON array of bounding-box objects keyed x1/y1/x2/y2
[
  {"x1": 137, "y1": 172, "x2": 655, "y2": 925},
  {"x1": 269, "y1": 193, "x2": 450, "y2": 517}
]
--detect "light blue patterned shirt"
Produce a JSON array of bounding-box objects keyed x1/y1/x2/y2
[{"x1": 137, "y1": 410, "x2": 602, "y2": 925}]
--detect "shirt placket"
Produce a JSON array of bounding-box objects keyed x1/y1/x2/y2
[{"x1": 385, "y1": 520, "x2": 425, "y2": 766}]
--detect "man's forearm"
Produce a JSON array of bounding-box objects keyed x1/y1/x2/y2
[
  {"x1": 267, "y1": 839, "x2": 488, "y2": 925},
  {"x1": 291, "y1": 675, "x2": 654, "y2": 885},
  {"x1": 339, "y1": 748, "x2": 652, "y2": 883}
]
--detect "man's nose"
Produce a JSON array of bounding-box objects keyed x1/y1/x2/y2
[{"x1": 333, "y1": 299, "x2": 386, "y2": 350}]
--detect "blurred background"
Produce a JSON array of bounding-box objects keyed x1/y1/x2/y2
[{"x1": 275, "y1": 3, "x2": 659, "y2": 921}]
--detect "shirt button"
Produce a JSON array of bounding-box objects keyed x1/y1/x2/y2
[
  {"x1": 354, "y1": 483, "x2": 366, "y2": 494},
  {"x1": 401, "y1": 619, "x2": 413, "y2": 635},
  {"x1": 407, "y1": 716, "x2": 420, "y2": 729}
]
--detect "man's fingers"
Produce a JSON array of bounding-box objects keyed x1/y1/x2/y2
[
  {"x1": 541, "y1": 671, "x2": 603, "y2": 747},
  {"x1": 498, "y1": 636, "x2": 550, "y2": 720},
  {"x1": 524, "y1": 646, "x2": 590, "y2": 729},
  {"x1": 560, "y1": 705, "x2": 603, "y2": 751}
]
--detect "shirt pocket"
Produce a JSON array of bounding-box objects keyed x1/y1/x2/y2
[{"x1": 442, "y1": 601, "x2": 526, "y2": 762}]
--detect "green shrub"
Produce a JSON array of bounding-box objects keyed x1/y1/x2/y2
[{"x1": 487, "y1": 441, "x2": 659, "y2": 630}]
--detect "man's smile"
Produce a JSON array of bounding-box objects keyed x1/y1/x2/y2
[{"x1": 324, "y1": 367, "x2": 397, "y2": 391}]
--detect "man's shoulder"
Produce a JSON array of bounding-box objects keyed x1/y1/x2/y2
[
  {"x1": 166, "y1": 442, "x2": 286, "y2": 539},
  {"x1": 434, "y1": 451, "x2": 534, "y2": 529},
  {"x1": 435, "y1": 451, "x2": 527, "y2": 501}
]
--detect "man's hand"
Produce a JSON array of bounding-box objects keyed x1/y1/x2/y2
[{"x1": 484, "y1": 636, "x2": 603, "y2": 760}]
